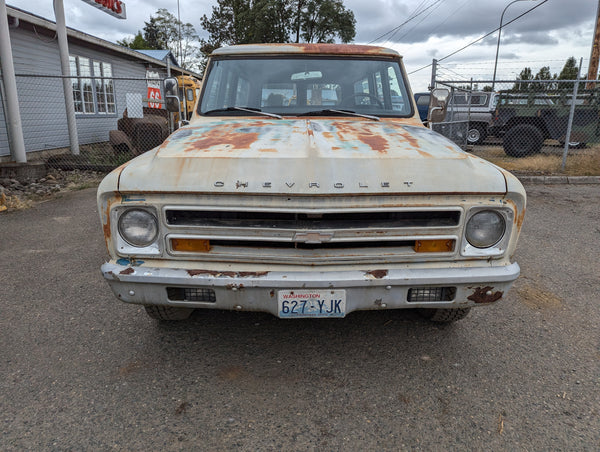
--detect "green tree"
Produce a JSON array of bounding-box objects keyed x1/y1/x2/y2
[
  {"x1": 558, "y1": 57, "x2": 579, "y2": 80},
  {"x1": 297, "y1": 0, "x2": 355, "y2": 44},
  {"x1": 557, "y1": 56, "x2": 579, "y2": 90},
  {"x1": 513, "y1": 67, "x2": 533, "y2": 92},
  {"x1": 532, "y1": 66, "x2": 556, "y2": 92},
  {"x1": 117, "y1": 31, "x2": 152, "y2": 50},
  {"x1": 199, "y1": 0, "x2": 292, "y2": 53},
  {"x1": 143, "y1": 16, "x2": 167, "y2": 50},
  {"x1": 199, "y1": 0, "x2": 356, "y2": 64},
  {"x1": 141, "y1": 9, "x2": 200, "y2": 71}
]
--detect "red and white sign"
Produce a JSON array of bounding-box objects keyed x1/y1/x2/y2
[
  {"x1": 147, "y1": 87, "x2": 162, "y2": 109},
  {"x1": 80, "y1": 0, "x2": 127, "y2": 19},
  {"x1": 146, "y1": 71, "x2": 162, "y2": 109}
]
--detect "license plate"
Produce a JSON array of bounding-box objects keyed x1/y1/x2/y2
[{"x1": 277, "y1": 289, "x2": 346, "y2": 318}]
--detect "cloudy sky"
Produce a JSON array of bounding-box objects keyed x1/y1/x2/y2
[{"x1": 6, "y1": 0, "x2": 599, "y2": 90}]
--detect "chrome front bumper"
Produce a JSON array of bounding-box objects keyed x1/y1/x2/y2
[{"x1": 101, "y1": 261, "x2": 520, "y2": 317}]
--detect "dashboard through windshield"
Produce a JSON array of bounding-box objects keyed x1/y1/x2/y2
[{"x1": 199, "y1": 56, "x2": 413, "y2": 118}]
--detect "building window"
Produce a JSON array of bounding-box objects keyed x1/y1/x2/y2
[{"x1": 70, "y1": 56, "x2": 116, "y2": 114}]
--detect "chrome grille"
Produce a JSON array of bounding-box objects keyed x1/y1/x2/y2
[{"x1": 160, "y1": 202, "x2": 463, "y2": 265}]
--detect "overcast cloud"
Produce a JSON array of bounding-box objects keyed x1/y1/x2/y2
[{"x1": 6, "y1": 0, "x2": 599, "y2": 90}]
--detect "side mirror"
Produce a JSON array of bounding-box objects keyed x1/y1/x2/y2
[
  {"x1": 427, "y1": 88, "x2": 449, "y2": 124},
  {"x1": 164, "y1": 77, "x2": 181, "y2": 113},
  {"x1": 164, "y1": 77, "x2": 178, "y2": 96}
]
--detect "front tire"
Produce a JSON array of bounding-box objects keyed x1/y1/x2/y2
[
  {"x1": 144, "y1": 305, "x2": 194, "y2": 321},
  {"x1": 504, "y1": 124, "x2": 544, "y2": 157},
  {"x1": 419, "y1": 308, "x2": 471, "y2": 323}
]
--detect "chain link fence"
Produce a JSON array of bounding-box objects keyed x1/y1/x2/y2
[
  {"x1": 3, "y1": 74, "x2": 600, "y2": 174},
  {"x1": 431, "y1": 79, "x2": 600, "y2": 168},
  {"x1": 0, "y1": 74, "x2": 177, "y2": 171}
]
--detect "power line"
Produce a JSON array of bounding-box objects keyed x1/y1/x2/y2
[
  {"x1": 368, "y1": 0, "x2": 445, "y2": 44},
  {"x1": 408, "y1": 0, "x2": 549, "y2": 75},
  {"x1": 426, "y1": 0, "x2": 472, "y2": 36},
  {"x1": 391, "y1": 0, "x2": 446, "y2": 44}
]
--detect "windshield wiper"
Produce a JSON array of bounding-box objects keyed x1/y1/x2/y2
[
  {"x1": 204, "y1": 106, "x2": 282, "y2": 119},
  {"x1": 301, "y1": 109, "x2": 380, "y2": 121}
]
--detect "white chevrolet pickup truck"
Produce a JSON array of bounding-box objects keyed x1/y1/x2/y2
[{"x1": 98, "y1": 43, "x2": 526, "y2": 322}]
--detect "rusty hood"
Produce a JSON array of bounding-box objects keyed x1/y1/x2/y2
[{"x1": 116, "y1": 118, "x2": 508, "y2": 195}]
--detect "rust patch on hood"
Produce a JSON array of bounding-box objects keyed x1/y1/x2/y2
[
  {"x1": 467, "y1": 286, "x2": 503, "y2": 304},
  {"x1": 358, "y1": 132, "x2": 389, "y2": 153},
  {"x1": 186, "y1": 124, "x2": 259, "y2": 152},
  {"x1": 332, "y1": 121, "x2": 390, "y2": 154}
]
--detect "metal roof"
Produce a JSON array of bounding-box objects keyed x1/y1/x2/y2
[{"x1": 135, "y1": 49, "x2": 178, "y2": 65}]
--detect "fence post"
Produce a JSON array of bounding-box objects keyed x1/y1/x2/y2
[{"x1": 561, "y1": 58, "x2": 583, "y2": 171}]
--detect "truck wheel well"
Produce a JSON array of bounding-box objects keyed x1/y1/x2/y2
[{"x1": 505, "y1": 118, "x2": 548, "y2": 137}]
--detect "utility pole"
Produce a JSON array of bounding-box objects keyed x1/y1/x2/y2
[
  {"x1": 54, "y1": 0, "x2": 80, "y2": 155},
  {"x1": 586, "y1": 0, "x2": 600, "y2": 88},
  {"x1": 429, "y1": 59, "x2": 438, "y2": 91},
  {"x1": 0, "y1": 0, "x2": 27, "y2": 162}
]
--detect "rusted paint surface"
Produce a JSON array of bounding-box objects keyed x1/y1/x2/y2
[
  {"x1": 516, "y1": 206, "x2": 526, "y2": 230},
  {"x1": 155, "y1": 118, "x2": 470, "y2": 161},
  {"x1": 113, "y1": 116, "x2": 508, "y2": 195},
  {"x1": 357, "y1": 131, "x2": 389, "y2": 153},
  {"x1": 212, "y1": 43, "x2": 400, "y2": 58},
  {"x1": 226, "y1": 283, "x2": 245, "y2": 290},
  {"x1": 187, "y1": 269, "x2": 268, "y2": 278},
  {"x1": 188, "y1": 125, "x2": 260, "y2": 152},
  {"x1": 366, "y1": 269, "x2": 388, "y2": 279},
  {"x1": 101, "y1": 193, "x2": 121, "y2": 248},
  {"x1": 467, "y1": 286, "x2": 503, "y2": 304},
  {"x1": 120, "y1": 267, "x2": 135, "y2": 275},
  {"x1": 504, "y1": 198, "x2": 526, "y2": 231}
]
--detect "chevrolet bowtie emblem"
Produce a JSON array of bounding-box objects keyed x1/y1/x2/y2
[{"x1": 293, "y1": 231, "x2": 334, "y2": 244}]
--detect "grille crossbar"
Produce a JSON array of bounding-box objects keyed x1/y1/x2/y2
[{"x1": 166, "y1": 209, "x2": 461, "y2": 229}]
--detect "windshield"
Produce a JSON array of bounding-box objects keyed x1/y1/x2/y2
[{"x1": 199, "y1": 56, "x2": 413, "y2": 117}]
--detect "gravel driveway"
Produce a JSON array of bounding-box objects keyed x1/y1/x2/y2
[{"x1": 1, "y1": 184, "x2": 598, "y2": 450}]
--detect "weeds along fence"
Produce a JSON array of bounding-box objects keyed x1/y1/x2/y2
[
  {"x1": 0, "y1": 74, "x2": 176, "y2": 171},
  {"x1": 432, "y1": 79, "x2": 600, "y2": 169}
]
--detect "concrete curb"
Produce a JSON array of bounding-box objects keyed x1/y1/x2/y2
[{"x1": 516, "y1": 175, "x2": 600, "y2": 185}]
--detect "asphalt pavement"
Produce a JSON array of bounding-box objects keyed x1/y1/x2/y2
[{"x1": 1, "y1": 185, "x2": 599, "y2": 450}]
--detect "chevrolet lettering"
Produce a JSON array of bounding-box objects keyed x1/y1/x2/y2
[{"x1": 98, "y1": 43, "x2": 526, "y2": 323}]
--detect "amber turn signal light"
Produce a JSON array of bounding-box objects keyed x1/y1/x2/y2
[
  {"x1": 414, "y1": 239, "x2": 454, "y2": 253},
  {"x1": 171, "y1": 238, "x2": 211, "y2": 252}
]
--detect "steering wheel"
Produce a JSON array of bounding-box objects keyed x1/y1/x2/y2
[{"x1": 341, "y1": 93, "x2": 384, "y2": 108}]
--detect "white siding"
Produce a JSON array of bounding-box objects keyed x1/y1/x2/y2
[{"x1": 1, "y1": 23, "x2": 170, "y2": 156}]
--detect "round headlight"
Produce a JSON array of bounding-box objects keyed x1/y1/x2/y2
[
  {"x1": 118, "y1": 209, "x2": 159, "y2": 247},
  {"x1": 465, "y1": 210, "x2": 506, "y2": 248}
]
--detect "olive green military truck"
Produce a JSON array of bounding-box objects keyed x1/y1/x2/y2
[{"x1": 492, "y1": 90, "x2": 600, "y2": 157}]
